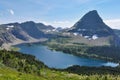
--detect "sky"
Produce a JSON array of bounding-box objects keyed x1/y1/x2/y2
[{"x1": 0, "y1": 0, "x2": 120, "y2": 29}]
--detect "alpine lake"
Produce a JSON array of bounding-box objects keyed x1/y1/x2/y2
[{"x1": 15, "y1": 43, "x2": 119, "y2": 69}]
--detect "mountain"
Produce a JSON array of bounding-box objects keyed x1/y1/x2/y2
[
  {"x1": 56, "y1": 27, "x2": 63, "y2": 32},
  {"x1": 69, "y1": 10, "x2": 114, "y2": 37},
  {"x1": 68, "y1": 10, "x2": 120, "y2": 46},
  {"x1": 20, "y1": 21, "x2": 46, "y2": 39},
  {"x1": 0, "y1": 21, "x2": 55, "y2": 47},
  {"x1": 0, "y1": 25, "x2": 17, "y2": 45},
  {"x1": 114, "y1": 29, "x2": 120, "y2": 38},
  {"x1": 0, "y1": 10, "x2": 120, "y2": 47}
]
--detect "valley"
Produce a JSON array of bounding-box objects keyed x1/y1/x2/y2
[
  {"x1": 44, "y1": 37, "x2": 120, "y2": 62},
  {"x1": 0, "y1": 10, "x2": 120, "y2": 80},
  {"x1": 0, "y1": 49, "x2": 120, "y2": 80},
  {"x1": 15, "y1": 43, "x2": 118, "y2": 68}
]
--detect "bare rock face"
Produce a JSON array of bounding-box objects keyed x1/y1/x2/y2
[
  {"x1": 0, "y1": 10, "x2": 120, "y2": 47},
  {"x1": 69, "y1": 10, "x2": 114, "y2": 37},
  {"x1": 0, "y1": 21, "x2": 55, "y2": 45},
  {"x1": 68, "y1": 10, "x2": 120, "y2": 46}
]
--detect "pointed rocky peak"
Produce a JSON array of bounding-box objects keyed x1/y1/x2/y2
[
  {"x1": 73, "y1": 10, "x2": 104, "y2": 29},
  {"x1": 69, "y1": 10, "x2": 114, "y2": 37},
  {"x1": 80, "y1": 10, "x2": 103, "y2": 24}
]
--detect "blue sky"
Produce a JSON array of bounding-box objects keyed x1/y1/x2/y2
[{"x1": 0, "y1": 0, "x2": 120, "y2": 29}]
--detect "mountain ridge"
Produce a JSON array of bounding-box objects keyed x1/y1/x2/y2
[
  {"x1": 0, "y1": 21, "x2": 55, "y2": 49},
  {"x1": 69, "y1": 10, "x2": 114, "y2": 37},
  {"x1": 0, "y1": 10, "x2": 120, "y2": 48},
  {"x1": 68, "y1": 10, "x2": 120, "y2": 46}
]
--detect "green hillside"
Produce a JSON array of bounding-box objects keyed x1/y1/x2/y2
[
  {"x1": 0, "y1": 50, "x2": 120, "y2": 80},
  {"x1": 1, "y1": 64, "x2": 120, "y2": 80}
]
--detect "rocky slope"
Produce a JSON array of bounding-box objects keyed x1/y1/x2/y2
[
  {"x1": 0, "y1": 21, "x2": 55, "y2": 48},
  {"x1": 0, "y1": 10, "x2": 120, "y2": 48},
  {"x1": 68, "y1": 10, "x2": 120, "y2": 46}
]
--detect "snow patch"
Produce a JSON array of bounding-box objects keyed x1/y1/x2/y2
[
  {"x1": 84, "y1": 36, "x2": 90, "y2": 39},
  {"x1": 52, "y1": 29, "x2": 56, "y2": 31},
  {"x1": 6, "y1": 25, "x2": 14, "y2": 30},
  {"x1": 46, "y1": 30, "x2": 52, "y2": 32},
  {"x1": 6, "y1": 28, "x2": 10, "y2": 30},
  {"x1": 88, "y1": 38, "x2": 92, "y2": 40},
  {"x1": 7, "y1": 25, "x2": 14, "y2": 28},
  {"x1": 73, "y1": 33, "x2": 78, "y2": 36},
  {"x1": 92, "y1": 35, "x2": 98, "y2": 40}
]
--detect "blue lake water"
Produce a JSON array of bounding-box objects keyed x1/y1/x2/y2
[{"x1": 15, "y1": 43, "x2": 119, "y2": 69}]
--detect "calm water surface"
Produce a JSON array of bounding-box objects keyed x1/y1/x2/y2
[{"x1": 15, "y1": 44, "x2": 119, "y2": 69}]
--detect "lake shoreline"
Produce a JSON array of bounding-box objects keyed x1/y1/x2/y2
[
  {"x1": 1, "y1": 38, "x2": 48, "y2": 50},
  {"x1": 1, "y1": 38, "x2": 119, "y2": 68},
  {"x1": 13, "y1": 41, "x2": 120, "y2": 68},
  {"x1": 16, "y1": 43, "x2": 119, "y2": 68}
]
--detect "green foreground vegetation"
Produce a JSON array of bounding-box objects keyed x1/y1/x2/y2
[
  {"x1": 0, "y1": 50, "x2": 120, "y2": 80},
  {"x1": 1, "y1": 66, "x2": 120, "y2": 80}
]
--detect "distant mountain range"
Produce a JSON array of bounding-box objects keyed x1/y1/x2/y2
[
  {"x1": 0, "y1": 21, "x2": 55, "y2": 47},
  {"x1": 0, "y1": 10, "x2": 120, "y2": 47}
]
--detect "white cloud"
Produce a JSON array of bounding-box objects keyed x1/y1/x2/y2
[
  {"x1": 40, "y1": 19, "x2": 120, "y2": 29},
  {"x1": 40, "y1": 20, "x2": 75, "y2": 28},
  {"x1": 104, "y1": 19, "x2": 120, "y2": 29},
  {"x1": 9, "y1": 9, "x2": 14, "y2": 15}
]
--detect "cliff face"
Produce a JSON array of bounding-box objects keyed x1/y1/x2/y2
[
  {"x1": 68, "y1": 10, "x2": 120, "y2": 46},
  {"x1": 69, "y1": 10, "x2": 114, "y2": 37}
]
